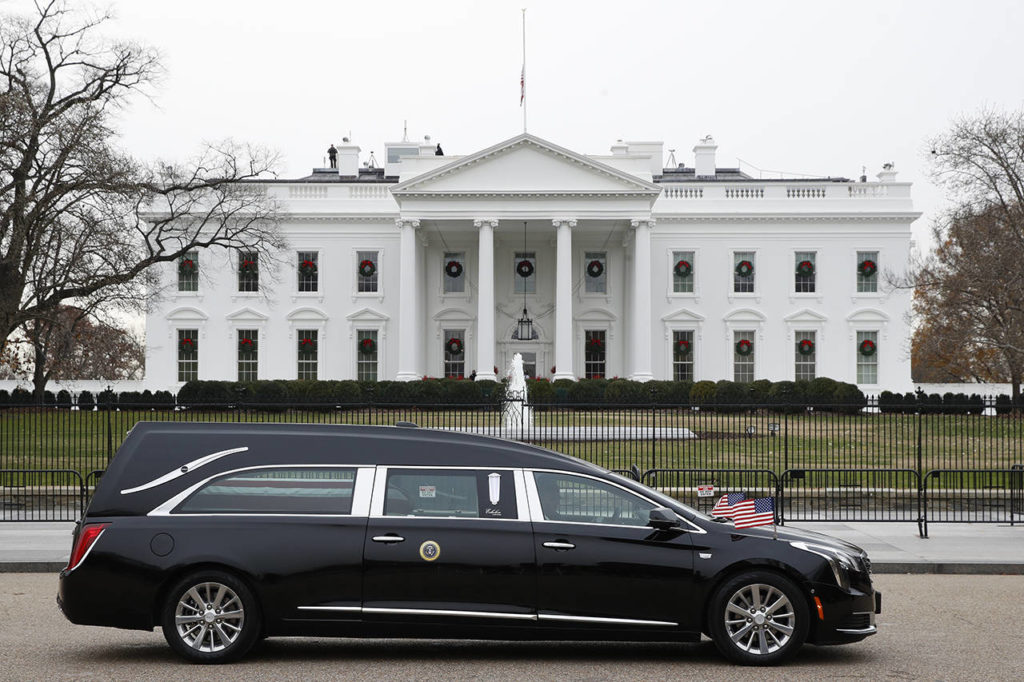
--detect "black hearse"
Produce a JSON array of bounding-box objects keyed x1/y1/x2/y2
[{"x1": 58, "y1": 422, "x2": 879, "y2": 665}]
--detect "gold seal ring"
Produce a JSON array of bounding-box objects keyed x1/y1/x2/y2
[{"x1": 419, "y1": 540, "x2": 441, "y2": 562}]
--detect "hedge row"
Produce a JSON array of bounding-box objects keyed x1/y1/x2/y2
[{"x1": 878, "y1": 390, "x2": 1024, "y2": 415}]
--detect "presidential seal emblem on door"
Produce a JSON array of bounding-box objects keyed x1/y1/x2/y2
[{"x1": 419, "y1": 540, "x2": 441, "y2": 562}]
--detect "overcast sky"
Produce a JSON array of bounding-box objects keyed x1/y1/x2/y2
[{"x1": 11, "y1": 0, "x2": 1024, "y2": 246}]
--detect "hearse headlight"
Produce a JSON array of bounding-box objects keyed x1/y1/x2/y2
[{"x1": 790, "y1": 541, "x2": 860, "y2": 590}]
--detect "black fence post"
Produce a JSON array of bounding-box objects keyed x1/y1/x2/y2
[{"x1": 105, "y1": 408, "x2": 113, "y2": 464}]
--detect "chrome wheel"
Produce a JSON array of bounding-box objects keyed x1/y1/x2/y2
[
  {"x1": 174, "y1": 581, "x2": 245, "y2": 653},
  {"x1": 723, "y1": 582, "x2": 796, "y2": 655}
]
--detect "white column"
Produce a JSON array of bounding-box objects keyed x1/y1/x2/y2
[
  {"x1": 395, "y1": 218, "x2": 421, "y2": 381},
  {"x1": 629, "y1": 218, "x2": 655, "y2": 382},
  {"x1": 552, "y1": 219, "x2": 577, "y2": 381},
  {"x1": 474, "y1": 219, "x2": 498, "y2": 381}
]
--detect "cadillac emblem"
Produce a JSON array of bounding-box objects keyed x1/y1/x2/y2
[{"x1": 419, "y1": 540, "x2": 441, "y2": 562}]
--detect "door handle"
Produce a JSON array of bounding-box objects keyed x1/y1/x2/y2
[
  {"x1": 372, "y1": 535, "x2": 405, "y2": 543},
  {"x1": 542, "y1": 541, "x2": 576, "y2": 550}
]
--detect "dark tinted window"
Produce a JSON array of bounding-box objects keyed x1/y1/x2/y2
[
  {"x1": 384, "y1": 469, "x2": 516, "y2": 519},
  {"x1": 534, "y1": 472, "x2": 654, "y2": 526},
  {"x1": 178, "y1": 468, "x2": 355, "y2": 514}
]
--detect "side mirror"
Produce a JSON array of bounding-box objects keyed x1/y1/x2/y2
[{"x1": 648, "y1": 507, "x2": 681, "y2": 530}]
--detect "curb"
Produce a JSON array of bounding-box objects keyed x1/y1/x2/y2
[{"x1": 0, "y1": 561, "x2": 66, "y2": 573}]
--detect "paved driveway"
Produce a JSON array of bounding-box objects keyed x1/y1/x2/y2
[{"x1": 1, "y1": 573, "x2": 1021, "y2": 680}]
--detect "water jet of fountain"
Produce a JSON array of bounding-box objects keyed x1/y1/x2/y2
[{"x1": 502, "y1": 353, "x2": 533, "y2": 432}]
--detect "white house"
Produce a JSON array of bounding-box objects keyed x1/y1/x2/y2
[{"x1": 144, "y1": 132, "x2": 919, "y2": 392}]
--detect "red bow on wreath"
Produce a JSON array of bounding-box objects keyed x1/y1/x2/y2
[
  {"x1": 586, "y1": 338, "x2": 604, "y2": 351},
  {"x1": 674, "y1": 339, "x2": 691, "y2": 356},
  {"x1": 359, "y1": 337, "x2": 376, "y2": 355},
  {"x1": 358, "y1": 259, "x2": 376, "y2": 278},
  {"x1": 859, "y1": 339, "x2": 876, "y2": 356},
  {"x1": 735, "y1": 339, "x2": 753, "y2": 356},
  {"x1": 797, "y1": 339, "x2": 815, "y2": 355}
]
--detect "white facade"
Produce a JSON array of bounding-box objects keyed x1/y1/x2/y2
[{"x1": 145, "y1": 133, "x2": 919, "y2": 392}]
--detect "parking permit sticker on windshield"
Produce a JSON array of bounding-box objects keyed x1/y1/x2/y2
[
  {"x1": 697, "y1": 484, "x2": 715, "y2": 498},
  {"x1": 419, "y1": 485, "x2": 436, "y2": 498}
]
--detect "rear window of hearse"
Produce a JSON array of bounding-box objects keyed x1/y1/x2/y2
[{"x1": 177, "y1": 468, "x2": 356, "y2": 514}]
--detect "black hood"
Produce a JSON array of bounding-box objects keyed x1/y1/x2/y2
[{"x1": 719, "y1": 522, "x2": 866, "y2": 556}]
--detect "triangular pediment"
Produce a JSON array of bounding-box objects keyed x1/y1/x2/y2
[
  {"x1": 346, "y1": 307, "x2": 390, "y2": 322},
  {"x1": 661, "y1": 307, "x2": 706, "y2": 323},
  {"x1": 723, "y1": 308, "x2": 767, "y2": 323},
  {"x1": 391, "y1": 134, "x2": 662, "y2": 198},
  {"x1": 225, "y1": 306, "x2": 269, "y2": 322},
  {"x1": 784, "y1": 308, "x2": 829, "y2": 324}
]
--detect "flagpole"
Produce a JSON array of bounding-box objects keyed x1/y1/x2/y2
[{"x1": 521, "y1": 8, "x2": 527, "y2": 133}]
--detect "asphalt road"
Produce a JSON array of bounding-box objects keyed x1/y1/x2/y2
[{"x1": 1, "y1": 573, "x2": 1021, "y2": 681}]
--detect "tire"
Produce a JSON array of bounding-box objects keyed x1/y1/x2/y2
[
  {"x1": 161, "y1": 570, "x2": 262, "y2": 664},
  {"x1": 707, "y1": 570, "x2": 809, "y2": 666}
]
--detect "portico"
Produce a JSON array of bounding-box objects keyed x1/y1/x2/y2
[{"x1": 389, "y1": 134, "x2": 662, "y2": 382}]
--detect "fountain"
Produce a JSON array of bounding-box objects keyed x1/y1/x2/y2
[{"x1": 502, "y1": 353, "x2": 533, "y2": 432}]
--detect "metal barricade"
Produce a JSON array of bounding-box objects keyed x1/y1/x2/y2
[
  {"x1": 922, "y1": 468, "x2": 1024, "y2": 537},
  {"x1": 0, "y1": 469, "x2": 86, "y2": 521},
  {"x1": 641, "y1": 468, "x2": 780, "y2": 520}
]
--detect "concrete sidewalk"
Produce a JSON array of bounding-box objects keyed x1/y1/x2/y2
[{"x1": 2, "y1": 520, "x2": 1024, "y2": 574}]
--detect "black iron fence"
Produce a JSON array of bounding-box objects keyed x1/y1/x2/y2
[{"x1": 1, "y1": 399, "x2": 1022, "y2": 532}]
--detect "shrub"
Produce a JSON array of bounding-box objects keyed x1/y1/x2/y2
[
  {"x1": 714, "y1": 380, "x2": 748, "y2": 413},
  {"x1": 333, "y1": 380, "x2": 362, "y2": 406},
  {"x1": 0, "y1": 389, "x2": 8, "y2": 407},
  {"x1": 11, "y1": 387, "x2": 31, "y2": 405},
  {"x1": 96, "y1": 388, "x2": 117, "y2": 411},
  {"x1": 749, "y1": 379, "x2": 773, "y2": 405},
  {"x1": 248, "y1": 381, "x2": 288, "y2": 411},
  {"x1": 767, "y1": 381, "x2": 803, "y2": 414},
  {"x1": 118, "y1": 390, "x2": 141, "y2": 406},
  {"x1": 605, "y1": 379, "x2": 648, "y2": 405},
  {"x1": 56, "y1": 389, "x2": 72, "y2": 409},
  {"x1": 567, "y1": 379, "x2": 606, "y2": 405},
  {"x1": 807, "y1": 377, "x2": 840, "y2": 412},
  {"x1": 903, "y1": 392, "x2": 918, "y2": 413},
  {"x1": 996, "y1": 394, "x2": 1013, "y2": 415},
  {"x1": 77, "y1": 390, "x2": 95, "y2": 411},
  {"x1": 647, "y1": 380, "x2": 690, "y2": 405},
  {"x1": 43, "y1": 390, "x2": 56, "y2": 406},
  {"x1": 445, "y1": 379, "x2": 483, "y2": 406},
  {"x1": 689, "y1": 380, "x2": 716, "y2": 407},
  {"x1": 153, "y1": 390, "x2": 175, "y2": 408},
  {"x1": 381, "y1": 381, "x2": 412, "y2": 404},
  {"x1": 967, "y1": 394, "x2": 985, "y2": 415},
  {"x1": 878, "y1": 390, "x2": 898, "y2": 414},
  {"x1": 303, "y1": 380, "x2": 342, "y2": 411},
  {"x1": 525, "y1": 379, "x2": 554, "y2": 406},
  {"x1": 833, "y1": 382, "x2": 866, "y2": 415}
]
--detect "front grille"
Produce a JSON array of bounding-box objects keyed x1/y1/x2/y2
[{"x1": 838, "y1": 612, "x2": 872, "y2": 630}]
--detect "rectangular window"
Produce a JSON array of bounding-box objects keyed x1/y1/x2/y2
[
  {"x1": 238, "y1": 251, "x2": 259, "y2": 292},
  {"x1": 520, "y1": 351, "x2": 537, "y2": 379},
  {"x1": 298, "y1": 251, "x2": 319, "y2": 292},
  {"x1": 584, "y1": 330, "x2": 606, "y2": 379},
  {"x1": 733, "y1": 330, "x2": 755, "y2": 383},
  {"x1": 178, "y1": 468, "x2": 356, "y2": 515},
  {"x1": 673, "y1": 250, "x2": 695, "y2": 293},
  {"x1": 443, "y1": 252, "x2": 465, "y2": 294},
  {"x1": 584, "y1": 251, "x2": 607, "y2": 294},
  {"x1": 357, "y1": 250, "x2": 379, "y2": 293},
  {"x1": 533, "y1": 472, "x2": 654, "y2": 526},
  {"x1": 178, "y1": 250, "x2": 198, "y2": 292},
  {"x1": 733, "y1": 251, "x2": 755, "y2": 293},
  {"x1": 237, "y1": 329, "x2": 258, "y2": 382},
  {"x1": 795, "y1": 330, "x2": 816, "y2": 381},
  {"x1": 857, "y1": 330, "x2": 879, "y2": 384},
  {"x1": 443, "y1": 329, "x2": 465, "y2": 379},
  {"x1": 297, "y1": 329, "x2": 318, "y2": 380},
  {"x1": 514, "y1": 252, "x2": 536, "y2": 294},
  {"x1": 177, "y1": 329, "x2": 198, "y2": 382},
  {"x1": 357, "y1": 329, "x2": 378, "y2": 381},
  {"x1": 857, "y1": 251, "x2": 879, "y2": 293},
  {"x1": 672, "y1": 330, "x2": 694, "y2": 382},
  {"x1": 384, "y1": 469, "x2": 517, "y2": 519},
  {"x1": 795, "y1": 251, "x2": 816, "y2": 293}
]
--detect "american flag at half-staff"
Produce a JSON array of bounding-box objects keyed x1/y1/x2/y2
[
  {"x1": 710, "y1": 492, "x2": 746, "y2": 518},
  {"x1": 731, "y1": 497, "x2": 776, "y2": 529}
]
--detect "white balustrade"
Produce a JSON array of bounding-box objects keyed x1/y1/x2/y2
[
  {"x1": 288, "y1": 186, "x2": 328, "y2": 199},
  {"x1": 725, "y1": 187, "x2": 764, "y2": 199},
  {"x1": 349, "y1": 185, "x2": 391, "y2": 199},
  {"x1": 662, "y1": 186, "x2": 703, "y2": 199},
  {"x1": 786, "y1": 186, "x2": 827, "y2": 199}
]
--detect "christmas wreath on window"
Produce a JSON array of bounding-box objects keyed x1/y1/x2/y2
[
  {"x1": 586, "y1": 337, "x2": 604, "y2": 352},
  {"x1": 516, "y1": 259, "x2": 534, "y2": 278},
  {"x1": 358, "y1": 259, "x2": 376, "y2": 278},
  {"x1": 674, "y1": 338, "x2": 692, "y2": 356},
  {"x1": 298, "y1": 337, "x2": 317, "y2": 353},
  {"x1": 179, "y1": 337, "x2": 197, "y2": 352},
  {"x1": 735, "y1": 260, "x2": 754, "y2": 278},
  {"x1": 178, "y1": 258, "x2": 196, "y2": 274},
  {"x1": 586, "y1": 259, "x2": 604, "y2": 278},
  {"x1": 858, "y1": 259, "x2": 877, "y2": 277},
  {"x1": 238, "y1": 337, "x2": 257, "y2": 352},
  {"x1": 859, "y1": 339, "x2": 877, "y2": 356},
  {"x1": 240, "y1": 258, "x2": 258, "y2": 275},
  {"x1": 674, "y1": 259, "x2": 692, "y2": 278},
  {"x1": 444, "y1": 260, "x2": 463, "y2": 278},
  {"x1": 796, "y1": 339, "x2": 815, "y2": 356},
  {"x1": 299, "y1": 259, "x2": 318, "y2": 276},
  {"x1": 735, "y1": 339, "x2": 753, "y2": 356},
  {"x1": 359, "y1": 337, "x2": 377, "y2": 355},
  {"x1": 796, "y1": 260, "x2": 815, "y2": 277},
  {"x1": 445, "y1": 337, "x2": 464, "y2": 355}
]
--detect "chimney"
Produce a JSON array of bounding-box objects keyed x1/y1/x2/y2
[
  {"x1": 876, "y1": 162, "x2": 897, "y2": 183},
  {"x1": 336, "y1": 137, "x2": 361, "y2": 177},
  {"x1": 610, "y1": 139, "x2": 629, "y2": 155},
  {"x1": 693, "y1": 135, "x2": 717, "y2": 178}
]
